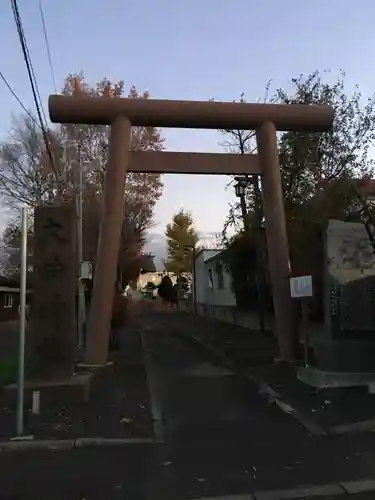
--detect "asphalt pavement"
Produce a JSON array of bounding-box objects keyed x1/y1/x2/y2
[{"x1": 0, "y1": 444, "x2": 164, "y2": 500}]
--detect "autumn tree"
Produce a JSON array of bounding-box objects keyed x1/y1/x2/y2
[
  {"x1": 0, "y1": 236, "x2": 8, "y2": 274},
  {"x1": 0, "y1": 72, "x2": 164, "y2": 283},
  {"x1": 1, "y1": 215, "x2": 34, "y2": 274},
  {"x1": 165, "y1": 209, "x2": 199, "y2": 275}
]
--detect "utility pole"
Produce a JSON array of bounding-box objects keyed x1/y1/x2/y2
[
  {"x1": 16, "y1": 206, "x2": 28, "y2": 436},
  {"x1": 192, "y1": 244, "x2": 197, "y2": 314},
  {"x1": 76, "y1": 145, "x2": 86, "y2": 348},
  {"x1": 234, "y1": 176, "x2": 266, "y2": 334}
]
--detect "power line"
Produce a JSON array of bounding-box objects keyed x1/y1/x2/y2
[
  {"x1": 38, "y1": 0, "x2": 57, "y2": 94},
  {"x1": 0, "y1": 70, "x2": 41, "y2": 129},
  {"x1": 11, "y1": 0, "x2": 48, "y2": 127},
  {"x1": 10, "y1": 0, "x2": 55, "y2": 171}
]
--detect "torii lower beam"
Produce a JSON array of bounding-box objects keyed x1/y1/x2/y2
[
  {"x1": 128, "y1": 151, "x2": 261, "y2": 175},
  {"x1": 48, "y1": 95, "x2": 334, "y2": 365}
]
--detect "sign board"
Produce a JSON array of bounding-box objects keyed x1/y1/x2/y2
[
  {"x1": 290, "y1": 275, "x2": 313, "y2": 298},
  {"x1": 326, "y1": 219, "x2": 375, "y2": 335},
  {"x1": 80, "y1": 260, "x2": 92, "y2": 280}
]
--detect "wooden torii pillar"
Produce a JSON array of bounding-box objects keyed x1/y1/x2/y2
[{"x1": 49, "y1": 95, "x2": 333, "y2": 365}]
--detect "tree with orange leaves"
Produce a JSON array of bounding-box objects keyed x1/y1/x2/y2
[{"x1": 0, "y1": 72, "x2": 164, "y2": 284}]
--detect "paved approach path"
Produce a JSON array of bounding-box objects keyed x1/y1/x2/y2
[
  {"x1": 2, "y1": 306, "x2": 375, "y2": 499},
  {"x1": 141, "y1": 309, "x2": 375, "y2": 499}
]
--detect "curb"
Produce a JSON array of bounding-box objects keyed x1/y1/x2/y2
[
  {"x1": 0, "y1": 439, "x2": 75, "y2": 452},
  {"x1": 74, "y1": 437, "x2": 159, "y2": 448},
  {"x1": 188, "y1": 334, "x2": 327, "y2": 437},
  {"x1": 254, "y1": 378, "x2": 326, "y2": 437},
  {"x1": 192, "y1": 479, "x2": 375, "y2": 499},
  {"x1": 0, "y1": 436, "x2": 158, "y2": 452},
  {"x1": 330, "y1": 418, "x2": 375, "y2": 435}
]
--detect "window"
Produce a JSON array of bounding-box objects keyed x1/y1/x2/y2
[
  {"x1": 215, "y1": 261, "x2": 224, "y2": 290},
  {"x1": 4, "y1": 294, "x2": 13, "y2": 308},
  {"x1": 208, "y1": 268, "x2": 214, "y2": 289}
]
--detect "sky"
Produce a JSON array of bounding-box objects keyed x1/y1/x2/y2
[{"x1": 1, "y1": 0, "x2": 375, "y2": 240}]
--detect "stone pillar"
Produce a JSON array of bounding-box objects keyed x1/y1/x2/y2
[
  {"x1": 256, "y1": 122, "x2": 294, "y2": 361},
  {"x1": 31, "y1": 204, "x2": 77, "y2": 379},
  {"x1": 84, "y1": 116, "x2": 131, "y2": 366}
]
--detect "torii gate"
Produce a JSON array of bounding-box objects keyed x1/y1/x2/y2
[{"x1": 48, "y1": 95, "x2": 333, "y2": 365}]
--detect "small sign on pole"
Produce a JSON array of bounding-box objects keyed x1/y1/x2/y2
[
  {"x1": 290, "y1": 275, "x2": 313, "y2": 299},
  {"x1": 32, "y1": 391, "x2": 40, "y2": 415},
  {"x1": 290, "y1": 275, "x2": 313, "y2": 367},
  {"x1": 80, "y1": 261, "x2": 92, "y2": 280}
]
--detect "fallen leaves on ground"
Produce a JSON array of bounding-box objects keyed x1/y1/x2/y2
[{"x1": 120, "y1": 416, "x2": 133, "y2": 424}]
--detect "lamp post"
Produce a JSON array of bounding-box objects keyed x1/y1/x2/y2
[
  {"x1": 234, "y1": 176, "x2": 265, "y2": 334},
  {"x1": 16, "y1": 206, "x2": 28, "y2": 436},
  {"x1": 76, "y1": 145, "x2": 86, "y2": 349},
  {"x1": 184, "y1": 244, "x2": 197, "y2": 314},
  {"x1": 192, "y1": 245, "x2": 197, "y2": 314},
  {"x1": 234, "y1": 176, "x2": 250, "y2": 230}
]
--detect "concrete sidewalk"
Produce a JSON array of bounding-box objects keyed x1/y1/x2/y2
[
  {"x1": 138, "y1": 309, "x2": 375, "y2": 499},
  {"x1": 175, "y1": 309, "x2": 375, "y2": 436}
]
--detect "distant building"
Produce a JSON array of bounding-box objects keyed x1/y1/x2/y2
[
  {"x1": 193, "y1": 248, "x2": 236, "y2": 309},
  {"x1": 136, "y1": 253, "x2": 164, "y2": 290},
  {"x1": 137, "y1": 271, "x2": 180, "y2": 291},
  {"x1": 0, "y1": 274, "x2": 33, "y2": 322}
]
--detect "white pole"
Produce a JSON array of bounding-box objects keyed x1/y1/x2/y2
[
  {"x1": 16, "y1": 206, "x2": 28, "y2": 436},
  {"x1": 77, "y1": 146, "x2": 86, "y2": 348}
]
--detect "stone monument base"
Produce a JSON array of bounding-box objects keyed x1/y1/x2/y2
[
  {"x1": 312, "y1": 339, "x2": 375, "y2": 373},
  {"x1": 75, "y1": 361, "x2": 114, "y2": 373},
  {"x1": 298, "y1": 365, "x2": 375, "y2": 389}
]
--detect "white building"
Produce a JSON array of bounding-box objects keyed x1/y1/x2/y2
[{"x1": 193, "y1": 248, "x2": 236, "y2": 308}]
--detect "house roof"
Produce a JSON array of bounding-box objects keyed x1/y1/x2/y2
[
  {"x1": 0, "y1": 287, "x2": 33, "y2": 293},
  {"x1": 194, "y1": 247, "x2": 224, "y2": 260},
  {"x1": 202, "y1": 249, "x2": 226, "y2": 264},
  {"x1": 0, "y1": 273, "x2": 33, "y2": 289}
]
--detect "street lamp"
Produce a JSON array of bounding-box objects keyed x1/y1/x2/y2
[
  {"x1": 76, "y1": 145, "x2": 86, "y2": 349},
  {"x1": 234, "y1": 176, "x2": 248, "y2": 198},
  {"x1": 234, "y1": 176, "x2": 250, "y2": 230},
  {"x1": 184, "y1": 244, "x2": 197, "y2": 314},
  {"x1": 233, "y1": 175, "x2": 266, "y2": 334}
]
